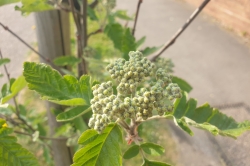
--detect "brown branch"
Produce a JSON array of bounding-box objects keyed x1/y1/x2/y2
[
  {"x1": 14, "y1": 130, "x2": 71, "y2": 141},
  {"x1": 149, "y1": 0, "x2": 210, "y2": 61},
  {"x1": 0, "y1": 22, "x2": 63, "y2": 73},
  {"x1": 89, "y1": 0, "x2": 98, "y2": 9},
  {"x1": 80, "y1": 0, "x2": 88, "y2": 76},
  {"x1": 132, "y1": 0, "x2": 143, "y2": 36},
  {"x1": 87, "y1": 28, "x2": 103, "y2": 39},
  {"x1": 0, "y1": 49, "x2": 35, "y2": 132}
]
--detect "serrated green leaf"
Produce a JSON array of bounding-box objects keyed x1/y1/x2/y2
[
  {"x1": 0, "y1": 119, "x2": 39, "y2": 165},
  {"x1": 172, "y1": 76, "x2": 192, "y2": 93},
  {"x1": 15, "y1": 0, "x2": 54, "y2": 14},
  {"x1": 72, "y1": 124, "x2": 123, "y2": 166},
  {"x1": 73, "y1": 117, "x2": 88, "y2": 133},
  {"x1": 171, "y1": 92, "x2": 250, "y2": 138},
  {"x1": 136, "y1": 36, "x2": 146, "y2": 49},
  {"x1": 56, "y1": 105, "x2": 91, "y2": 122},
  {"x1": 141, "y1": 46, "x2": 162, "y2": 56},
  {"x1": 142, "y1": 158, "x2": 171, "y2": 166},
  {"x1": 114, "y1": 10, "x2": 133, "y2": 21},
  {"x1": 0, "y1": 58, "x2": 10, "y2": 66},
  {"x1": 23, "y1": 62, "x2": 92, "y2": 106},
  {"x1": 122, "y1": 28, "x2": 136, "y2": 59},
  {"x1": 0, "y1": 73, "x2": 3, "y2": 78},
  {"x1": 53, "y1": 56, "x2": 81, "y2": 66},
  {"x1": 104, "y1": 23, "x2": 136, "y2": 60},
  {"x1": 0, "y1": 0, "x2": 20, "y2": 6},
  {"x1": 123, "y1": 145, "x2": 139, "y2": 159},
  {"x1": 78, "y1": 129, "x2": 98, "y2": 146},
  {"x1": 1, "y1": 76, "x2": 26, "y2": 104},
  {"x1": 140, "y1": 143, "x2": 165, "y2": 156},
  {"x1": 87, "y1": 6, "x2": 98, "y2": 21}
]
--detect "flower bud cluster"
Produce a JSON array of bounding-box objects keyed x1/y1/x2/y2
[
  {"x1": 165, "y1": 83, "x2": 182, "y2": 100},
  {"x1": 89, "y1": 51, "x2": 182, "y2": 133},
  {"x1": 155, "y1": 57, "x2": 174, "y2": 73},
  {"x1": 106, "y1": 51, "x2": 155, "y2": 94}
]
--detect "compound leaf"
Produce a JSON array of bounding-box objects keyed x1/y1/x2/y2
[
  {"x1": 114, "y1": 10, "x2": 133, "y2": 21},
  {"x1": 136, "y1": 36, "x2": 146, "y2": 49},
  {"x1": 123, "y1": 145, "x2": 140, "y2": 159},
  {"x1": 0, "y1": 119, "x2": 39, "y2": 165},
  {"x1": 0, "y1": 0, "x2": 20, "y2": 6},
  {"x1": 78, "y1": 129, "x2": 98, "y2": 146},
  {"x1": 23, "y1": 62, "x2": 92, "y2": 106},
  {"x1": 142, "y1": 158, "x2": 171, "y2": 166},
  {"x1": 140, "y1": 143, "x2": 165, "y2": 156},
  {"x1": 0, "y1": 58, "x2": 10, "y2": 66},
  {"x1": 172, "y1": 76, "x2": 192, "y2": 93},
  {"x1": 1, "y1": 76, "x2": 26, "y2": 104},
  {"x1": 15, "y1": 0, "x2": 53, "y2": 14},
  {"x1": 141, "y1": 46, "x2": 161, "y2": 56},
  {"x1": 53, "y1": 56, "x2": 81, "y2": 66},
  {"x1": 56, "y1": 105, "x2": 91, "y2": 122},
  {"x1": 104, "y1": 23, "x2": 136, "y2": 60},
  {"x1": 87, "y1": 6, "x2": 98, "y2": 21},
  {"x1": 171, "y1": 92, "x2": 250, "y2": 138},
  {"x1": 72, "y1": 124, "x2": 123, "y2": 166}
]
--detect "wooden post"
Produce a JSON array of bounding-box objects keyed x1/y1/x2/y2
[{"x1": 34, "y1": 10, "x2": 72, "y2": 166}]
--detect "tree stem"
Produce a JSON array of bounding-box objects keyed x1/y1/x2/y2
[
  {"x1": 149, "y1": 0, "x2": 210, "y2": 61},
  {"x1": 132, "y1": 0, "x2": 143, "y2": 36}
]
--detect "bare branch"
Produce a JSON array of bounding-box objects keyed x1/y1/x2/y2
[
  {"x1": 0, "y1": 22, "x2": 63, "y2": 72},
  {"x1": 132, "y1": 0, "x2": 143, "y2": 36},
  {"x1": 89, "y1": 0, "x2": 98, "y2": 9},
  {"x1": 149, "y1": 0, "x2": 210, "y2": 61},
  {"x1": 0, "y1": 49, "x2": 35, "y2": 132},
  {"x1": 87, "y1": 28, "x2": 103, "y2": 39}
]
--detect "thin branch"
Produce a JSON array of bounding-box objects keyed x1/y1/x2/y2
[
  {"x1": 80, "y1": 0, "x2": 88, "y2": 75},
  {"x1": 14, "y1": 130, "x2": 71, "y2": 141},
  {"x1": 132, "y1": 0, "x2": 143, "y2": 36},
  {"x1": 89, "y1": 0, "x2": 98, "y2": 9},
  {"x1": 87, "y1": 28, "x2": 103, "y2": 39},
  {"x1": 149, "y1": 0, "x2": 210, "y2": 61},
  {"x1": 0, "y1": 49, "x2": 35, "y2": 132},
  {"x1": 0, "y1": 22, "x2": 62, "y2": 72}
]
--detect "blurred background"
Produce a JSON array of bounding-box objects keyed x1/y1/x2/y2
[{"x1": 1, "y1": 0, "x2": 250, "y2": 165}]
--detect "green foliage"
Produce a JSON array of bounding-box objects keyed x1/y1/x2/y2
[
  {"x1": 141, "y1": 46, "x2": 161, "y2": 56},
  {"x1": 0, "y1": 119, "x2": 39, "y2": 165},
  {"x1": 136, "y1": 36, "x2": 146, "y2": 49},
  {"x1": 140, "y1": 143, "x2": 165, "y2": 156},
  {"x1": 53, "y1": 56, "x2": 81, "y2": 67},
  {"x1": 104, "y1": 23, "x2": 136, "y2": 60},
  {"x1": 15, "y1": 0, "x2": 53, "y2": 14},
  {"x1": 142, "y1": 159, "x2": 171, "y2": 166},
  {"x1": 114, "y1": 10, "x2": 133, "y2": 21},
  {"x1": 72, "y1": 124, "x2": 123, "y2": 166},
  {"x1": 170, "y1": 92, "x2": 250, "y2": 138},
  {"x1": 0, "y1": 104, "x2": 12, "y2": 115},
  {"x1": 56, "y1": 105, "x2": 91, "y2": 122},
  {"x1": 23, "y1": 62, "x2": 92, "y2": 106},
  {"x1": 123, "y1": 145, "x2": 140, "y2": 159},
  {"x1": 0, "y1": 76, "x2": 26, "y2": 104},
  {"x1": 172, "y1": 76, "x2": 192, "y2": 93},
  {"x1": 0, "y1": 58, "x2": 10, "y2": 66},
  {"x1": 0, "y1": 0, "x2": 19, "y2": 6},
  {"x1": 87, "y1": 6, "x2": 99, "y2": 21}
]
